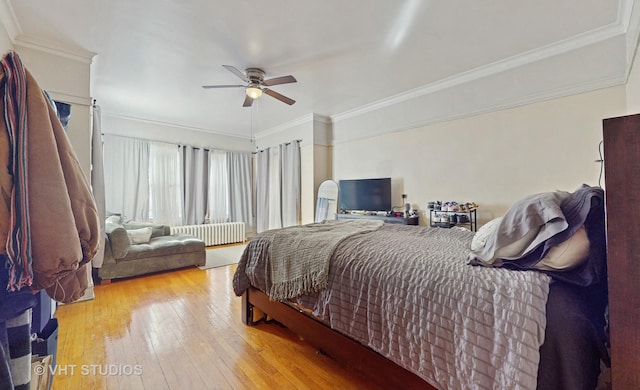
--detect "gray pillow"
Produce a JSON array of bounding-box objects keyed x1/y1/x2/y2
[{"x1": 469, "y1": 191, "x2": 570, "y2": 265}]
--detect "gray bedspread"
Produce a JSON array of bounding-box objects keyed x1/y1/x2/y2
[{"x1": 233, "y1": 222, "x2": 551, "y2": 390}]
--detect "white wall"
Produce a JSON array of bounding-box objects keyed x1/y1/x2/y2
[
  {"x1": 332, "y1": 85, "x2": 627, "y2": 225},
  {"x1": 14, "y1": 44, "x2": 94, "y2": 179}
]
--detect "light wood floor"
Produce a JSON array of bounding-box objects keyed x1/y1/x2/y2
[{"x1": 52, "y1": 262, "x2": 385, "y2": 390}]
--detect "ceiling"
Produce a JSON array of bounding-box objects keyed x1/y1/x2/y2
[{"x1": 4, "y1": 0, "x2": 637, "y2": 140}]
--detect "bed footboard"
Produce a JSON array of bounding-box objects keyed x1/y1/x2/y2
[{"x1": 242, "y1": 287, "x2": 434, "y2": 390}]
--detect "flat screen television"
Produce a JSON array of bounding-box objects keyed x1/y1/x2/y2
[{"x1": 338, "y1": 178, "x2": 392, "y2": 212}]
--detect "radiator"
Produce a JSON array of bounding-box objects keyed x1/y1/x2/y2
[{"x1": 170, "y1": 222, "x2": 245, "y2": 246}]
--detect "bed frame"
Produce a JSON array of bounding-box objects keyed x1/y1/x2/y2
[
  {"x1": 241, "y1": 287, "x2": 434, "y2": 389},
  {"x1": 240, "y1": 115, "x2": 640, "y2": 389}
]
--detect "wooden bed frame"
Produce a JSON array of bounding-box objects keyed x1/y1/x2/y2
[
  {"x1": 240, "y1": 114, "x2": 640, "y2": 389},
  {"x1": 241, "y1": 287, "x2": 434, "y2": 389}
]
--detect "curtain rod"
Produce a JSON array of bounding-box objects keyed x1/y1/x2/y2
[
  {"x1": 101, "y1": 133, "x2": 252, "y2": 155},
  {"x1": 255, "y1": 139, "x2": 302, "y2": 154}
]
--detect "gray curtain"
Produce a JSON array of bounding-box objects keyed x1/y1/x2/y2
[
  {"x1": 91, "y1": 104, "x2": 106, "y2": 268},
  {"x1": 103, "y1": 135, "x2": 150, "y2": 222},
  {"x1": 280, "y1": 141, "x2": 301, "y2": 227},
  {"x1": 228, "y1": 151, "x2": 254, "y2": 233},
  {"x1": 180, "y1": 146, "x2": 209, "y2": 225}
]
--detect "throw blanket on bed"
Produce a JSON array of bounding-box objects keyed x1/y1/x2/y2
[{"x1": 269, "y1": 219, "x2": 383, "y2": 301}]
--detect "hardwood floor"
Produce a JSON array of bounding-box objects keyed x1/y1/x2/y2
[{"x1": 52, "y1": 264, "x2": 385, "y2": 390}]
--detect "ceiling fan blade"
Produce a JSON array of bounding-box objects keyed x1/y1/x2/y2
[
  {"x1": 262, "y1": 75, "x2": 297, "y2": 86},
  {"x1": 202, "y1": 84, "x2": 245, "y2": 89},
  {"x1": 264, "y1": 88, "x2": 295, "y2": 105},
  {"x1": 223, "y1": 65, "x2": 248, "y2": 82},
  {"x1": 242, "y1": 95, "x2": 254, "y2": 107}
]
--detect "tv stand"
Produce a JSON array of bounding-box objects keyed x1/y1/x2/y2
[{"x1": 336, "y1": 213, "x2": 419, "y2": 225}]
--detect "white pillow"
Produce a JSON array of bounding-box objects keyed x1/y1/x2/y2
[
  {"x1": 106, "y1": 215, "x2": 122, "y2": 225},
  {"x1": 127, "y1": 227, "x2": 153, "y2": 244},
  {"x1": 534, "y1": 225, "x2": 590, "y2": 271},
  {"x1": 471, "y1": 217, "x2": 502, "y2": 252}
]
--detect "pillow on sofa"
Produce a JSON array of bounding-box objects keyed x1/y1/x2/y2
[
  {"x1": 106, "y1": 215, "x2": 122, "y2": 225},
  {"x1": 127, "y1": 227, "x2": 153, "y2": 244},
  {"x1": 124, "y1": 223, "x2": 169, "y2": 238}
]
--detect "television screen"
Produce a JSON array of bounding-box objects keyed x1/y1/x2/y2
[{"x1": 338, "y1": 178, "x2": 392, "y2": 212}]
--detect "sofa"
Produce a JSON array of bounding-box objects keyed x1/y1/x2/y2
[{"x1": 97, "y1": 219, "x2": 206, "y2": 283}]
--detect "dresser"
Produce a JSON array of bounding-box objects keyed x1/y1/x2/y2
[{"x1": 602, "y1": 113, "x2": 640, "y2": 389}]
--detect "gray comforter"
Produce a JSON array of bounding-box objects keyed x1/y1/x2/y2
[{"x1": 233, "y1": 223, "x2": 551, "y2": 390}]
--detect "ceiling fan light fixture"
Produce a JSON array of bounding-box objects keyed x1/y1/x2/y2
[{"x1": 246, "y1": 85, "x2": 263, "y2": 99}]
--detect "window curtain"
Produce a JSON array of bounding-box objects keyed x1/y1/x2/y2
[
  {"x1": 149, "y1": 142, "x2": 182, "y2": 225},
  {"x1": 90, "y1": 104, "x2": 106, "y2": 268},
  {"x1": 228, "y1": 151, "x2": 254, "y2": 232},
  {"x1": 103, "y1": 135, "x2": 150, "y2": 222},
  {"x1": 256, "y1": 150, "x2": 270, "y2": 233},
  {"x1": 280, "y1": 141, "x2": 301, "y2": 227},
  {"x1": 208, "y1": 150, "x2": 229, "y2": 223},
  {"x1": 256, "y1": 140, "x2": 301, "y2": 233},
  {"x1": 180, "y1": 146, "x2": 209, "y2": 225},
  {"x1": 267, "y1": 147, "x2": 282, "y2": 230},
  {"x1": 103, "y1": 136, "x2": 254, "y2": 229}
]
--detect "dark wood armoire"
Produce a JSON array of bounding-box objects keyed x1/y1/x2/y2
[{"x1": 602, "y1": 113, "x2": 640, "y2": 389}]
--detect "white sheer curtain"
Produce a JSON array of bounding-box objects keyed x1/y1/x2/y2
[
  {"x1": 208, "y1": 150, "x2": 229, "y2": 223},
  {"x1": 256, "y1": 149, "x2": 270, "y2": 233},
  {"x1": 267, "y1": 146, "x2": 282, "y2": 230},
  {"x1": 149, "y1": 142, "x2": 183, "y2": 225},
  {"x1": 256, "y1": 140, "x2": 301, "y2": 233},
  {"x1": 103, "y1": 134, "x2": 150, "y2": 222},
  {"x1": 280, "y1": 141, "x2": 301, "y2": 227},
  {"x1": 180, "y1": 146, "x2": 209, "y2": 225},
  {"x1": 228, "y1": 151, "x2": 254, "y2": 233}
]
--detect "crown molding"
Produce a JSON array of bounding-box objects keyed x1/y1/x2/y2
[
  {"x1": 255, "y1": 113, "x2": 316, "y2": 138},
  {"x1": 14, "y1": 34, "x2": 95, "y2": 64},
  {"x1": 621, "y1": 0, "x2": 640, "y2": 68},
  {"x1": 332, "y1": 22, "x2": 626, "y2": 124},
  {"x1": 102, "y1": 112, "x2": 253, "y2": 140},
  {"x1": 331, "y1": 71, "x2": 627, "y2": 146},
  {"x1": 0, "y1": 0, "x2": 21, "y2": 41},
  {"x1": 46, "y1": 91, "x2": 92, "y2": 106}
]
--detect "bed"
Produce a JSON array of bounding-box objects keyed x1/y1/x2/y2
[{"x1": 233, "y1": 186, "x2": 610, "y2": 390}]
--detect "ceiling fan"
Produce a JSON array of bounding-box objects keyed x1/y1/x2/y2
[{"x1": 202, "y1": 65, "x2": 297, "y2": 107}]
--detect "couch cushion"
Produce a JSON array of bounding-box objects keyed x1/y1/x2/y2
[
  {"x1": 117, "y1": 234, "x2": 205, "y2": 261},
  {"x1": 105, "y1": 224, "x2": 131, "y2": 259}
]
